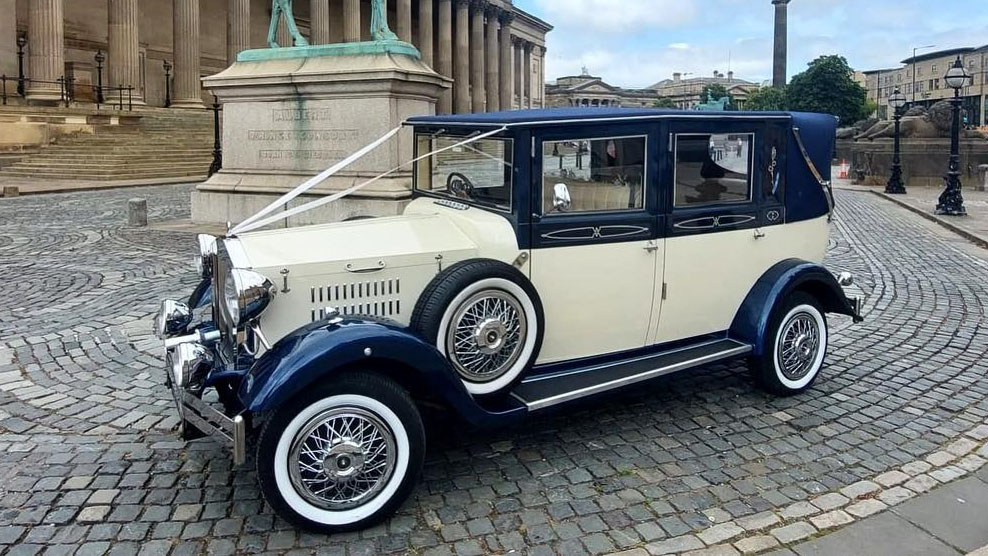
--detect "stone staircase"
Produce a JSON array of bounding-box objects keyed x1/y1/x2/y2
[{"x1": 0, "y1": 108, "x2": 214, "y2": 182}]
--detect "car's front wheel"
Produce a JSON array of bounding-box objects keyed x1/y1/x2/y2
[
  {"x1": 255, "y1": 373, "x2": 425, "y2": 533},
  {"x1": 750, "y1": 292, "x2": 829, "y2": 396}
]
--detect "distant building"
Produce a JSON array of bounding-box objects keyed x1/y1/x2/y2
[
  {"x1": 544, "y1": 69, "x2": 657, "y2": 108},
  {"x1": 545, "y1": 69, "x2": 762, "y2": 110},
  {"x1": 862, "y1": 45, "x2": 988, "y2": 125},
  {"x1": 648, "y1": 72, "x2": 762, "y2": 110}
]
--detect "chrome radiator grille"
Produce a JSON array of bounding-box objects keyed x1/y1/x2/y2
[{"x1": 310, "y1": 278, "x2": 402, "y2": 321}]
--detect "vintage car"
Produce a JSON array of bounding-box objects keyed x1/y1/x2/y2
[{"x1": 155, "y1": 108, "x2": 861, "y2": 532}]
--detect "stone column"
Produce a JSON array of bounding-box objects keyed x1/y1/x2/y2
[
  {"x1": 523, "y1": 41, "x2": 532, "y2": 108},
  {"x1": 513, "y1": 37, "x2": 522, "y2": 109},
  {"x1": 172, "y1": 0, "x2": 204, "y2": 108},
  {"x1": 772, "y1": 0, "x2": 790, "y2": 88},
  {"x1": 0, "y1": 0, "x2": 14, "y2": 88},
  {"x1": 484, "y1": 5, "x2": 499, "y2": 112},
  {"x1": 227, "y1": 0, "x2": 250, "y2": 64},
  {"x1": 436, "y1": 0, "x2": 453, "y2": 113},
  {"x1": 470, "y1": 0, "x2": 485, "y2": 112},
  {"x1": 418, "y1": 0, "x2": 434, "y2": 67},
  {"x1": 108, "y1": 0, "x2": 143, "y2": 103},
  {"x1": 453, "y1": 0, "x2": 470, "y2": 113},
  {"x1": 310, "y1": 0, "x2": 330, "y2": 44},
  {"x1": 397, "y1": 0, "x2": 412, "y2": 43},
  {"x1": 26, "y1": 0, "x2": 64, "y2": 102},
  {"x1": 498, "y1": 11, "x2": 513, "y2": 111},
  {"x1": 343, "y1": 0, "x2": 361, "y2": 43}
]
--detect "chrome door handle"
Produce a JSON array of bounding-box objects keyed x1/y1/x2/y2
[
  {"x1": 346, "y1": 261, "x2": 387, "y2": 273},
  {"x1": 644, "y1": 241, "x2": 659, "y2": 253},
  {"x1": 753, "y1": 228, "x2": 766, "y2": 240}
]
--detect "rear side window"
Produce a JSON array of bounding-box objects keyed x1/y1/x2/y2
[
  {"x1": 674, "y1": 133, "x2": 753, "y2": 208},
  {"x1": 542, "y1": 136, "x2": 646, "y2": 214}
]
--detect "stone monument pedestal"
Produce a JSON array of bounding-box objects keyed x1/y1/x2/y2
[{"x1": 193, "y1": 43, "x2": 450, "y2": 226}]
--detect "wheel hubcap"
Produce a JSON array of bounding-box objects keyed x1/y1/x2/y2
[
  {"x1": 288, "y1": 407, "x2": 396, "y2": 511},
  {"x1": 777, "y1": 312, "x2": 820, "y2": 381},
  {"x1": 447, "y1": 290, "x2": 527, "y2": 383}
]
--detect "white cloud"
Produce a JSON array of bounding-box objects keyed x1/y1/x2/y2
[
  {"x1": 668, "y1": 43, "x2": 691, "y2": 50},
  {"x1": 533, "y1": 0, "x2": 699, "y2": 33}
]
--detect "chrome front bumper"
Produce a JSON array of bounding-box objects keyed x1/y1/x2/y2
[{"x1": 160, "y1": 302, "x2": 247, "y2": 466}]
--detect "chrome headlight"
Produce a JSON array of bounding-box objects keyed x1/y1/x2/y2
[
  {"x1": 154, "y1": 299, "x2": 192, "y2": 339},
  {"x1": 170, "y1": 342, "x2": 210, "y2": 390},
  {"x1": 194, "y1": 234, "x2": 218, "y2": 279},
  {"x1": 223, "y1": 269, "x2": 276, "y2": 328}
]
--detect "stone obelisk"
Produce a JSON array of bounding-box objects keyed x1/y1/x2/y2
[{"x1": 772, "y1": 0, "x2": 790, "y2": 89}]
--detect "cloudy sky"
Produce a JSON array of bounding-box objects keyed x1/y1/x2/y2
[{"x1": 513, "y1": 0, "x2": 988, "y2": 88}]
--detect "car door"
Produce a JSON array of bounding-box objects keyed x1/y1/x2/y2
[
  {"x1": 529, "y1": 127, "x2": 663, "y2": 364},
  {"x1": 652, "y1": 119, "x2": 790, "y2": 344}
]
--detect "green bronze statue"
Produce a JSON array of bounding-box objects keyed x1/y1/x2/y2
[
  {"x1": 370, "y1": 0, "x2": 399, "y2": 41},
  {"x1": 267, "y1": 0, "x2": 309, "y2": 48}
]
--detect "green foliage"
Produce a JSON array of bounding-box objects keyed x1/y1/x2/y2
[
  {"x1": 700, "y1": 84, "x2": 737, "y2": 109},
  {"x1": 653, "y1": 97, "x2": 677, "y2": 109},
  {"x1": 746, "y1": 86, "x2": 788, "y2": 111},
  {"x1": 786, "y1": 55, "x2": 869, "y2": 124}
]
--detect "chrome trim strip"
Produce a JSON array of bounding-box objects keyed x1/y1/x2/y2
[
  {"x1": 406, "y1": 114, "x2": 792, "y2": 128},
  {"x1": 541, "y1": 225, "x2": 649, "y2": 241},
  {"x1": 523, "y1": 338, "x2": 732, "y2": 383},
  {"x1": 519, "y1": 344, "x2": 752, "y2": 411},
  {"x1": 223, "y1": 237, "x2": 251, "y2": 269}
]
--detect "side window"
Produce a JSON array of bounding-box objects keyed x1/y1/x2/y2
[
  {"x1": 542, "y1": 136, "x2": 646, "y2": 214},
  {"x1": 674, "y1": 133, "x2": 753, "y2": 208}
]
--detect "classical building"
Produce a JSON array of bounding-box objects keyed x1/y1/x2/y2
[
  {"x1": 862, "y1": 45, "x2": 988, "y2": 125},
  {"x1": 0, "y1": 0, "x2": 551, "y2": 113},
  {"x1": 544, "y1": 70, "x2": 657, "y2": 108},
  {"x1": 648, "y1": 72, "x2": 762, "y2": 110}
]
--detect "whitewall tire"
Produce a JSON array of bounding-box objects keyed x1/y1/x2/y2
[
  {"x1": 750, "y1": 292, "x2": 828, "y2": 396},
  {"x1": 256, "y1": 373, "x2": 425, "y2": 533},
  {"x1": 411, "y1": 260, "x2": 545, "y2": 397}
]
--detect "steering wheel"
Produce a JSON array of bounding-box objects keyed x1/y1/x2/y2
[{"x1": 446, "y1": 172, "x2": 475, "y2": 200}]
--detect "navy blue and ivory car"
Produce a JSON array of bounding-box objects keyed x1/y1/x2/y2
[{"x1": 155, "y1": 108, "x2": 861, "y2": 532}]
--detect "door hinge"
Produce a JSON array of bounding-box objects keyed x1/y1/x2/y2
[{"x1": 661, "y1": 282, "x2": 668, "y2": 300}]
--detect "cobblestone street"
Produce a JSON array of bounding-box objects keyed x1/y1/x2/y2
[{"x1": 1, "y1": 186, "x2": 987, "y2": 556}]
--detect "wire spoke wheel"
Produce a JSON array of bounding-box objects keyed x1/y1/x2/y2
[
  {"x1": 287, "y1": 407, "x2": 397, "y2": 511},
  {"x1": 776, "y1": 312, "x2": 820, "y2": 381},
  {"x1": 446, "y1": 289, "x2": 528, "y2": 383}
]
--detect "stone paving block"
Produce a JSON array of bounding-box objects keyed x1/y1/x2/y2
[
  {"x1": 903, "y1": 474, "x2": 939, "y2": 494},
  {"x1": 845, "y1": 499, "x2": 888, "y2": 518},
  {"x1": 809, "y1": 510, "x2": 854, "y2": 531},
  {"x1": 736, "y1": 511, "x2": 780, "y2": 532},
  {"x1": 770, "y1": 522, "x2": 816, "y2": 545},
  {"x1": 646, "y1": 535, "x2": 705, "y2": 555},
  {"x1": 878, "y1": 486, "x2": 916, "y2": 506},
  {"x1": 683, "y1": 546, "x2": 741, "y2": 556},
  {"x1": 839, "y1": 480, "x2": 880, "y2": 500},
  {"x1": 734, "y1": 535, "x2": 780, "y2": 555},
  {"x1": 810, "y1": 493, "x2": 850, "y2": 511},
  {"x1": 875, "y1": 470, "x2": 910, "y2": 488},
  {"x1": 697, "y1": 522, "x2": 744, "y2": 545},
  {"x1": 779, "y1": 502, "x2": 818, "y2": 520}
]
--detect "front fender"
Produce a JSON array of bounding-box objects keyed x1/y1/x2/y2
[
  {"x1": 730, "y1": 259, "x2": 861, "y2": 356},
  {"x1": 238, "y1": 317, "x2": 526, "y2": 428}
]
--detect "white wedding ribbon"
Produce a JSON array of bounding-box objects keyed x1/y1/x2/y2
[
  {"x1": 230, "y1": 125, "x2": 403, "y2": 235},
  {"x1": 232, "y1": 125, "x2": 508, "y2": 235}
]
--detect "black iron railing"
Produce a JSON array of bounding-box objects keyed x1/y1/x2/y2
[
  {"x1": 1, "y1": 75, "x2": 135, "y2": 111},
  {"x1": 208, "y1": 103, "x2": 223, "y2": 177}
]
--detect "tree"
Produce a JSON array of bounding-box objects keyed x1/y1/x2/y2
[
  {"x1": 700, "y1": 83, "x2": 736, "y2": 109},
  {"x1": 786, "y1": 55, "x2": 869, "y2": 124},
  {"x1": 653, "y1": 97, "x2": 677, "y2": 109},
  {"x1": 746, "y1": 86, "x2": 788, "y2": 111}
]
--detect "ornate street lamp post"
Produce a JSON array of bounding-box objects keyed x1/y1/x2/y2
[
  {"x1": 162, "y1": 59, "x2": 172, "y2": 108},
  {"x1": 94, "y1": 50, "x2": 105, "y2": 104},
  {"x1": 936, "y1": 56, "x2": 972, "y2": 216},
  {"x1": 16, "y1": 33, "x2": 27, "y2": 97},
  {"x1": 885, "y1": 88, "x2": 908, "y2": 194}
]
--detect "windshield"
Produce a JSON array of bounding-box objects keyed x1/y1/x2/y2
[{"x1": 415, "y1": 134, "x2": 514, "y2": 212}]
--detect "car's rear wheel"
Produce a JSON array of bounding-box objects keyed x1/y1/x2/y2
[
  {"x1": 750, "y1": 292, "x2": 828, "y2": 396},
  {"x1": 411, "y1": 259, "x2": 544, "y2": 397},
  {"x1": 255, "y1": 373, "x2": 425, "y2": 533}
]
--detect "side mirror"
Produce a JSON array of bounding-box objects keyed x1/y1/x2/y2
[{"x1": 552, "y1": 183, "x2": 571, "y2": 211}]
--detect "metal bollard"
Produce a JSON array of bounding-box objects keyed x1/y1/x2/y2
[
  {"x1": 128, "y1": 198, "x2": 148, "y2": 227},
  {"x1": 2, "y1": 186, "x2": 19, "y2": 198},
  {"x1": 979, "y1": 164, "x2": 988, "y2": 192}
]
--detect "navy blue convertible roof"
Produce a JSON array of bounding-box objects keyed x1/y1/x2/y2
[{"x1": 406, "y1": 107, "x2": 835, "y2": 128}]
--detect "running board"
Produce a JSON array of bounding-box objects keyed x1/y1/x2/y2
[{"x1": 512, "y1": 339, "x2": 752, "y2": 411}]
